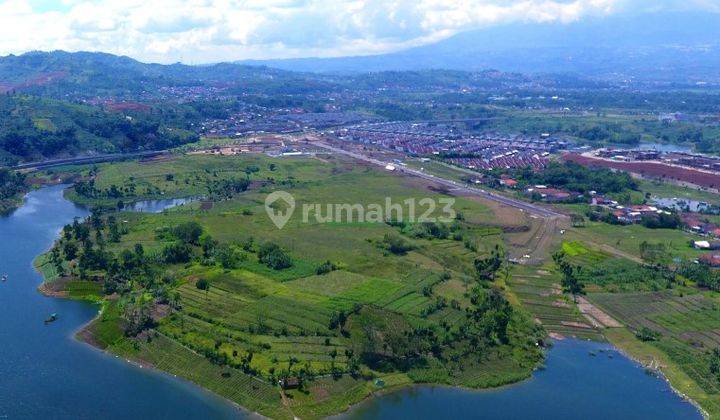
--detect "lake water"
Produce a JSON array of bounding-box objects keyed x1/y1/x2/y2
[
  {"x1": 126, "y1": 197, "x2": 196, "y2": 213},
  {"x1": 609, "y1": 142, "x2": 693, "y2": 153},
  {"x1": 0, "y1": 185, "x2": 243, "y2": 419},
  {"x1": 653, "y1": 197, "x2": 718, "y2": 212},
  {"x1": 0, "y1": 186, "x2": 705, "y2": 419},
  {"x1": 339, "y1": 339, "x2": 702, "y2": 420}
]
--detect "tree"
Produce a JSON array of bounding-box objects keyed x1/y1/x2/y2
[
  {"x1": 315, "y1": 260, "x2": 337, "y2": 275},
  {"x1": 172, "y1": 221, "x2": 203, "y2": 244},
  {"x1": 258, "y1": 242, "x2": 293, "y2": 270},
  {"x1": 196, "y1": 278, "x2": 210, "y2": 291},
  {"x1": 570, "y1": 214, "x2": 586, "y2": 228},
  {"x1": 134, "y1": 243, "x2": 145, "y2": 259},
  {"x1": 122, "y1": 297, "x2": 153, "y2": 336},
  {"x1": 199, "y1": 234, "x2": 218, "y2": 258},
  {"x1": 244, "y1": 165, "x2": 260, "y2": 179},
  {"x1": 162, "y1": 241, "x2": 193, "y2": 263},
  {"x1": 381, "y1": 233, "x2": 414, "y2": 255},
  {"x1": 552, "y1": 251, "x2": 585, "y2": 298},
  {"x1": 474, "y1": 245, "x2": 503, "y2": 281},
  {"x1": 63, "y1": 241, "x2": 78, "y2": 260},
  {"x1": 216, "y1": 244, "x2": 246, "y2": 269}
]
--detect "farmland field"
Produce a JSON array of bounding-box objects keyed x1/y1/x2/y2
[
  {"x1": 44, "y1": 152, "x2": 545, "y2": 418},
  {"x1": 506, "y1": 264, "x2": 604, "y2": 341}
]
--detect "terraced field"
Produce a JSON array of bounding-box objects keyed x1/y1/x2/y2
[
  {"x1": 112, "y1": 333, "x2": 291, "y2": 419},
  {"x1": 58, "y1": 153, "x2": 546, "y2": 418},
  {"x1": 507, "y1": 265, "x2": 604, "y2": 341}
]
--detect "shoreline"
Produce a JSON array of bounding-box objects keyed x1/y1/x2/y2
[
  {"x1": 28, "y1": 187, "x2": 547, "y2": 419},
  {"x1": 34, "y1": 259, "x2": 545, "y2": 418},
  {"x1": 34, "y1": 260, "x2": 262, "y2": 419},
  {"x1": 605, "y1": 332, "x2": 710, "y2": 419},
  {"x1": 25, "y1": 184, "x2": 710, "y2": 419}
]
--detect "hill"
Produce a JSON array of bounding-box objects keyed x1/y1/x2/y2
[{"x1": 0, "y1": 95, "x2": 197, "y2": 164}]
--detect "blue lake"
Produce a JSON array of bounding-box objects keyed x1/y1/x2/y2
[
  {"x1": 0, "y1": 185, "x2": 242, "y2": 419},
  {"x1": 339, "y1": 339, "x2": 702, "y2": 420},
  {"x1": 0, "y1": 186, "x2": 704, "y2": 419},
  {"x1": 126, "y1": 197, "x2": 197, "y2": 213}
]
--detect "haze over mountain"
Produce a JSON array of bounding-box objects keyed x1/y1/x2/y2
[{"x1": 241, "y1": 12, "x2": 720, "y2": 82}]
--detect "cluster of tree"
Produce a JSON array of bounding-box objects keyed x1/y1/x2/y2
[
  {"x1": 205, "y1": 178, "x2": 250, "y2": 200},
  {"x1": 50, "y1": 210, "x2": 183, "y2": 337},
  {"x1": 380, "y1": 232, "x2": 416, "y2": 255},
  {"x1": 0, "y1": 168, "x2": 26, "y2": 214},
  {"x1": 640, "y1": 212, "x2": 681, "y2": 229},
  {"x1": 580, "y1": 258, "x2": 675, "y2": 292},
  {"x1": 635, "y1": 326, "x2": 662, "y2": 342},
  {"x1": 677, "y1": 262, "x2": 720, "y2": 292},
  {"x1": 552, "y1": 251, "x2": 585, "y2": 296},
  {"x1": 474, "y1": 245, "x2": 505, "y2": 281},
  {"x1": 73, "y1": 179, "x2": 135, "y2": 200},
  {"x1": 493, "y1": 161, "x2": 637, "y2": 195},
  {"x1": 0, "y1": 95, "x2": 198, "y2": 163},
  {"x1": 257, "y1": 242, "x2": 293, "y2": 270},
  {"x1": 710, "y1": 348, "x2": 720, "y2": 385}
]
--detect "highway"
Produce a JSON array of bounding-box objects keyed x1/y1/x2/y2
[
  {"x1": 312, "y1": 141, "x2": 563, "y2": 218},
  {"x1": 11, "y1": 151, "x2": 167, "y2": 171}
]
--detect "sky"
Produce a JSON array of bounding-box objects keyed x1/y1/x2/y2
[{"x1": 0, "y1": 0, "x2": 718, "y2": 64}]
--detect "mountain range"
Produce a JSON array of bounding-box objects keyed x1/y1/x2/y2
[{"x1": 240, "y1": 12, "x2": 720, "y2": 83}]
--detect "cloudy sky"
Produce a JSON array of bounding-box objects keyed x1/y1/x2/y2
[{"x1": 0, "y1": 0, "x2": 717, "y2": 64}]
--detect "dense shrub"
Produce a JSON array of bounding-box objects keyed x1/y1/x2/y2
[{"x1": 258, "y1": 242, "x2": 293, "y2": 270}]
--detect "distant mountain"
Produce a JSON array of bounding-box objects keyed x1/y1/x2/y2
[
  {"x1": 0, "y1": 50, "x2": 604, "y2": 101},
  {"x1": 241, "y1": 12, "x2": 720, "y2": 82},
  {"x1": 0, "y1": 50, "x2": 298, "y2": 99}
]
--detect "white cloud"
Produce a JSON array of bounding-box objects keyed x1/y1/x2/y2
[{"x1": 0, "y1": 0, "x2": 706, "y2": 63}]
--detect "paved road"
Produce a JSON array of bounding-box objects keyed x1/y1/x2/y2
[
  {"x1": 313, "y1": 141, "x2": 563, "y2": 218},
  {"x1": 11, "y1": 151, "x2": 167, "y2": 171}
]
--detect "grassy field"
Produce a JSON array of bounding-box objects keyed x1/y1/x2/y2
[
  {"x1": 566, "y1": 222, "x2": 704, "y2": 260},
  {"x1": 49, "y1": 152, "x2": 546, "y2": 418},
  {"x1": 639, "y1": 179, "x2": 720, "y2": 205}
]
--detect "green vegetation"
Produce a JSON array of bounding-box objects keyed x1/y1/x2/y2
[
  {"x1": 490, "y1": 161, "x2": 638, "y2": 196},
  {"x1": 41, "y1": 153, "x2": 545, "y2": 418},
  {"x1": 0, "y1": 168, "x2": 26, "y2": 214},
  {"x1": 558, "y1": 241, "x2": 677, "y2": 293},
  {"x1": 505, "y1": 264, "x2": 603, "y2": 341},
  {"x1": 677, "y1": 262, "x2": 720, "y2": 292},
  {"x1": 0, "y1": 95, "x2": 198, "y2": 164},
  {"x1": 567, "y1": 222, "x2": 704, "y2": 260}
]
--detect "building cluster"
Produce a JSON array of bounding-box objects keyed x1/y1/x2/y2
[
  {"x1": 684, "y1": 214, "x2": 720, "y2": 238},
  {"x1": 202, "y1": 111, "x2": 376, "y2": 137},
  {"x1": 597, "y1": 149, "x2": 720, "y2": 173},
  {"x1": 590, "y1": 196, "x2": 673, "y2": 223},
  {"x1": 526, "y1": 185, "x2": 577, "y2": 202},
  {"x1": 336, "y1": 122, "x2": 567, "y2": 171}
]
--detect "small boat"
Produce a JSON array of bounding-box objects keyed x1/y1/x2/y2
[
  {"x1": 1, "y1": 274, "x2": 7, "y2": 282},
  {"x1": 44, "y1": 313, "x2": 58, "y2": 324}
]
